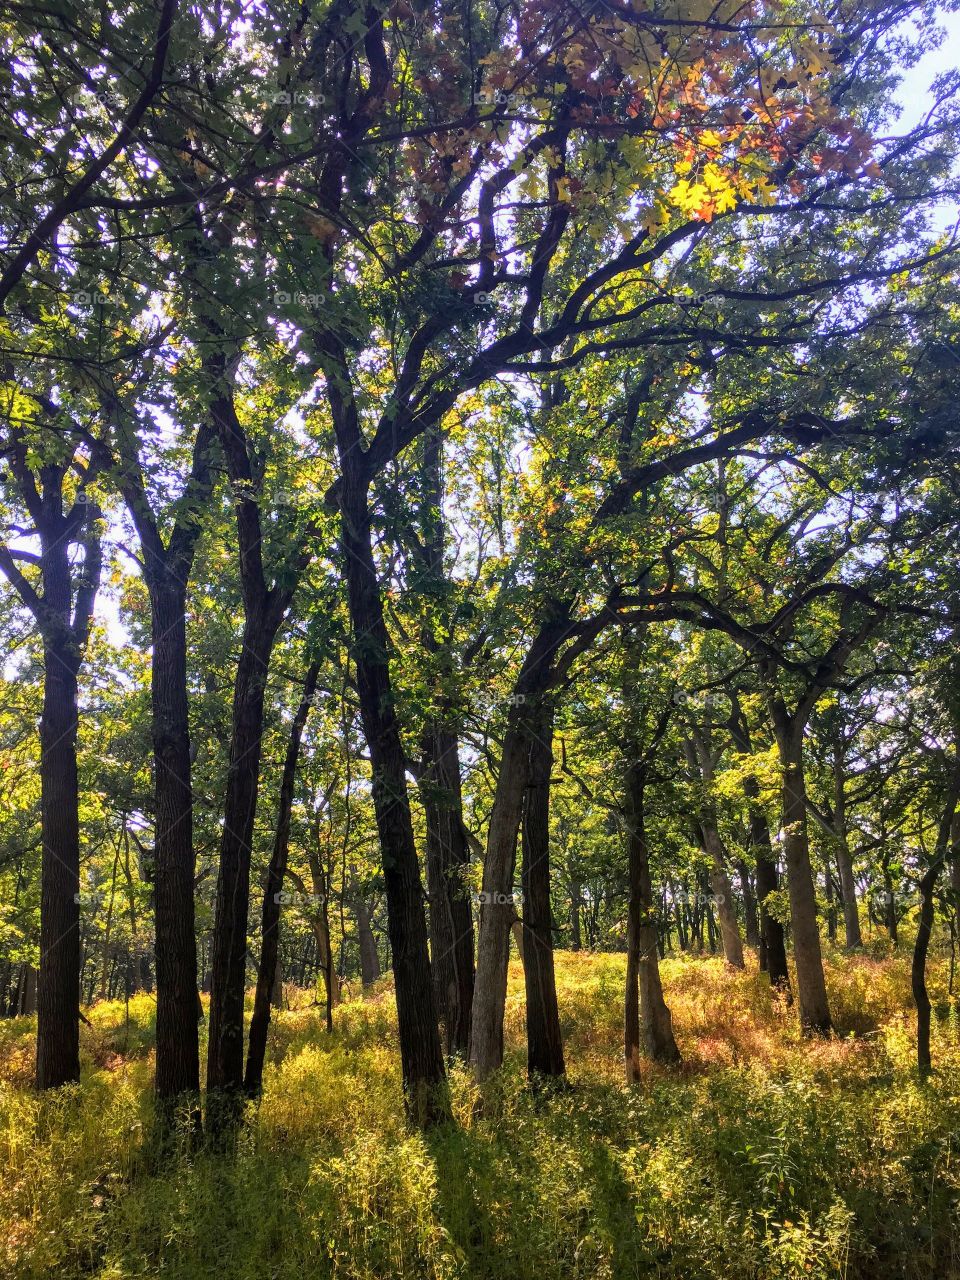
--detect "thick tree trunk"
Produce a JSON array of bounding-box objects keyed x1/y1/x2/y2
[
  {"x1": 624, "y1": 763, "x2": 680, "y2": 1079},
  {"x1": 520, "y1": 700, "x2": 565, "y2": 1082},
  {"x1": 337, "y1": 466, "x2": 447, "y2": 1124},
  {"x1": 36, "y1": 640, "x2": 82, "y2": 1089},
  {"x1": 421, "y1": 726, "x2": 475, "y2": 1057},
  {"x1": 777, "y1": 730, "x2": 831, "y2": 1033},
  {"x1": 150, "y1": 579, "x2": 202, "y2": 1110},
  {"x1": 245, "y1": 663, "x2": 319, "y2": 1096}
]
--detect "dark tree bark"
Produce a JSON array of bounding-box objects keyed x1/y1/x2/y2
[
  {"x1": 520, "y1": 699, "x2": 565, "y2": 1082},
  {"x1": 118, "y1": 419, "x2": 215, "y2": 1114},
  {"x1": 470, "y1": 611, "x2": 571, "y2": 1079},
  {"x1": 328, "y1": 368, "x2": 447, "y2": 1124},
  {"x1": 306, "y1": 838, "x2": 341, "y2": 1028},
  {"x1": 206, "y1": 390, "x2": 305, "y2": 1134},
  {"x1": 823, "y1": 846, "x2": 838, "y2": 943},
  {"x1": 624, "y1": 761, "x2": 680, "y2": 1078},
  {"x1": 421, "y1": 726, "x2": 475, "y2": 1056},
  {"x1": 0, "y1": 461, "x2": 101, "y2": 1089},
  {"x1": 414, "y1": 424, "x2": 475, "y2": 1057},
  {"x1": 913, "y1": 758, "x2": 960, "y2": 1074},
  {"x1": 207, "y1": 612, "x2": 285, "y2": 1121},
  {"x1": 245, "y1": 662, "x2": 320, "y2": 1096},
  {"x1": 737, "y1": 857, "x2": 760, "y2": 950},
  {"x1": 727, "y1": 699, "x2": 792, "y2": 994}
]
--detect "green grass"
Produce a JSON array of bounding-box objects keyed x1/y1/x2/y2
[{"x1": 2, "y1": 948, "x2": 960, "y2": 1278}]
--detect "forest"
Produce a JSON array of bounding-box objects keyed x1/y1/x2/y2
[{"x1": 1, "y1": 0, "x2": 960, "y2": 1275}]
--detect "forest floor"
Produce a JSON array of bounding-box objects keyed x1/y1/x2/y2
[{"x1": 2, "y1": 946, "x2": 960, "y2": 1279}]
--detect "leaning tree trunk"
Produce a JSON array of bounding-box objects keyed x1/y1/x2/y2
[
  {"x1": 777, "y1": 730, "x2": 831, "y2": 1033},
  {"x1": 245, "y1": 662, "x2": 319, "y2": 1096},
  {"x1": 624, "y1": 762, "x2": 680, "y2": 1079},
  {"x1": 520, "y1": 699, "x2": 565, "y2": 1082},
  {"x1": 337, "y1": 463, "x2": 447, "y2": 1124}
]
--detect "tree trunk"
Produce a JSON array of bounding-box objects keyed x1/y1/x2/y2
[
  {"x1": 36, "y1": 640, "x2": 82, "y2": 1088},
  {"x1": 823, "y1": 847, "x2": 838, "y2": 943},
  {"x1": 416, "y1": 422, "x2": 475, "y2": 1057},
  {"x1": 355, "y1": 900, "x2": 381, "y2": 987},
  {"x1": 754, "y1": 828, "x2": 791, "y2": 996},
  {"x1": 568, "y1": 867, "x2": 583, "y2": 951},
  {"x1": 727, "y1": 704, "x2": 791, "y2": 993},
  {"x1": 421, "y1": 726, "x2": 475, "y2": 1057},
  {"x1": 913, "y1": 861, "x2": 937, "y2": 1075},
  {"x1": 624, "y1": 763, "x2": 680, "y2": 1079},
  {"x1": 687, "y1": 736, "x2": 744, "y2": 968},
  {"x1": 245, "y1": 662, "x2": 319, "y2": 1096},
  {"x1": 21, "y1": 964, "x2": 38, "y2": 1016},
  {"x1": 832, "y1": 742, "x2": 862, "y2": 949},
  {"x1": 520, "y1": 700, "x2": 565, "y2": 1082},
  {"x1": 337, "y1": 463, "x2": 447, "y2": 1124},
  {"x1": 207, "y1": 617, "x2": 280, "y2": 1127},
  {"x1": 777, "y1": 729, "x2": 831, "y2": 1033},
  {"x1": 150, "y1": 579, "x2": 202, "y2": 1109},
  {"x1": 470, "y1": 614, "x2": 569, "y2": 1080},
  {"x1": 307, "y1": 846, "x2": 340, "y2": 1029},
  {"x1": 738, "y1": 858, "x2": 760, "y2": 950}
]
